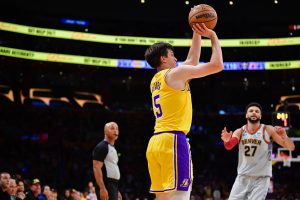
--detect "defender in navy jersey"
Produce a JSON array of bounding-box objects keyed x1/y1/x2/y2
[
  {"x1": 221, "y1": 102, "x2": 295, "y2": 200},
  {"x1": 93, "y1": 122, "x2": 122, "y2": 200}
]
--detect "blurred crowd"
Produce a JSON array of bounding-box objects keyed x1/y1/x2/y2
[
  {"x1": 1, "y1": 95, "x2": 300, "y2": 200},
  {"x1": 0, "y1": 173, "x2": 98, "y2": 200}
]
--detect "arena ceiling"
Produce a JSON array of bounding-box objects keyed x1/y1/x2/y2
[{"x1": 1, "y1": 0, "x2": 299, "y2": 37}]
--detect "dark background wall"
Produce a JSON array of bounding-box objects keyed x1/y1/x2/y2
[{"x1": 0, "y1": 0, "x2": 300, "y2": 199}]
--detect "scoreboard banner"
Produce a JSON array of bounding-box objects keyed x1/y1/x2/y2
[
  {"x1": 1, "y1": 46, "x2": 300, "y2": 70},
  {"x1": 1, "y1": 21, "x2": 300, "y2": 47}
]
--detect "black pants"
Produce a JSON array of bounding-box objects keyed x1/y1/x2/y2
[{"x1": 105, "y1": 178, "x2": 119, "y2": 200}]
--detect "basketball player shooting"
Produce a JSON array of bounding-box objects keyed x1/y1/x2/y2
[{"x1": 145, "y1": 4, "x2": 223, "y2": 200}]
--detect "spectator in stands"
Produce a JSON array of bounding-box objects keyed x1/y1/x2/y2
[
  {"x1": 16, "y1": 180, "x2": 25, "y2": 194},
  {"x1": 62, "y1": 189, "x2": 70, "y2": 200},
  {"x1": 68, "y1": 189, "x2": 80, "y2": 200},
  {"x1": 25, "y1": 179, "x2": 46, "y2": 200},
  {"x1": 0, "y1": 172, "x2": 11, "y2": 200},
  {"x1": 7, "y1": 178, "x2": 18, "y2": 200},
  {"x1": 86, "y1": 186, "x2": 97, "y2": 200},
  {"x1": 16, "y1": 179, "x2": 26, "y2": 200},
  {"x1": 42, "y1": 185, "x2": 51, "y2": 200},
  {"x1": 50, "y1": 189, "x2": 58, "y2": 200}
]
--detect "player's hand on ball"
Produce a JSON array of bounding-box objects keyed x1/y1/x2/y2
[
  {"x1": 192, "y1": 23, "x2": 215, "y2": 38},
  {"x1": 221, "y1": 127, "x2": 232, "y2": 142},
  {"x1": 191, "y1": 4, "x2": 201, "y2": 11}
]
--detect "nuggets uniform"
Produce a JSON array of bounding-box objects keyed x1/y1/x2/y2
[
  {"x1": 229, "y1": 124, "x2": 273, "y2": 200},
  {"x1": 146, "y1": 69, "x2": 193, "y2": 193}
]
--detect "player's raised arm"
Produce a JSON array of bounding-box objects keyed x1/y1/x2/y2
[
  {"x1": 167, "y1": 23, "x2": 223, "y2": 85},
  {"x1": 182, "y1": 25, "x2": 202, "y2": 65},
  {"x1": 221, "y1": 127, "x2": 241, "y2": 150}
]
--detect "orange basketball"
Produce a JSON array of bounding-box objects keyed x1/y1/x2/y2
[{"x1": 188, "y1": 4, "x2": 218, "y2": 30}]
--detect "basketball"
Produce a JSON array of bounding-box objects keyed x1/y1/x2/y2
[{"x1": 188, "y1": 4, "x2": 218, "y2": 30}]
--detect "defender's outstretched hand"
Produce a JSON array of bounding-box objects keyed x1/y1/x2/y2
[
  {"x1": 274, "y1": 126, "x2": 292, "y2": 144},
  {"x1": 274, "y1": 126, "x2": 287, "y2": 138},
  {"x1": 221, "y1": 127, "x2": 232, "y2": 143}
]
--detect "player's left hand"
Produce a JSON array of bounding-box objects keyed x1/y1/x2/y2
[{"x1": 275, "y1": 126, "x2": 287, "y2": 139}]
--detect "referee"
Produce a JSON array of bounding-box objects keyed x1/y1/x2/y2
[{"x1": 93, "y1": 122, "x2": 122, "y2": 200}]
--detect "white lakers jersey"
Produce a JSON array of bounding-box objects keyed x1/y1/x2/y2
[{"x1": 237, "y1": 124, "x2": 273, "y2": 177}]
